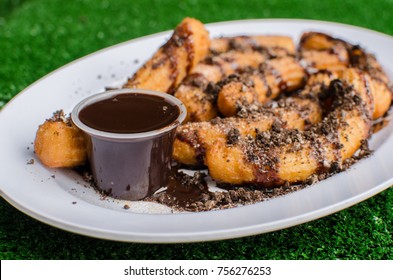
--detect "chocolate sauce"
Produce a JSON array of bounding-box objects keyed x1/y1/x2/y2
[
  {"x1": 165, "y1": 171, "x2": 209, "y2": 208},
  {"x1": 85, "y1": 130, "x2": 176, "y2": 200},
  {"x1": 79, "y1": 93, "x2": 180, "y2": 133},
  {"x1": 144, "y1": 168, "x2": 311, "y2": 212},
  {"x1": 76, "y1": 92, "x2": 182, "y2": 201}
]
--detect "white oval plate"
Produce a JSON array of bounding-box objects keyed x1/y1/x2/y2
[{"x1": 1, "y1": 19, "x2": 393, "y2": 243}]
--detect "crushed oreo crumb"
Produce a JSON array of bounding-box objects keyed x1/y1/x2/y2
[
  {"x1": 48, "y1": 110, "x2": 72, "y2": 126},
  {"x1": 226, "y1": 128, "x2": 240, "y2": 145}
]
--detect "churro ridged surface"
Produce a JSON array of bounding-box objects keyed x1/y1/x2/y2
[{"x1": 33, "y1": 18, "x2": 393, "y2": 211}]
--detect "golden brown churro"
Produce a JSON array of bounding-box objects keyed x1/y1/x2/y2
[
  {"x1": 33, "y1": 19, "x2": 392, "y2": 194},
  {"x1": 123, "y1": 17, "x2": 210, "y2": 93},
  {"x1": 205, "y1": 69, "x2": 391, "y2": 186},
  {"x1": 34, "y1": 111, "x2": 87, "y2": 168}
]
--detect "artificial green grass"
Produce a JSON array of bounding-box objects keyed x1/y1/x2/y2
[
  {"x1": 1, "y1": 0, "x2": 393, "y2": 259},
  {"x1": 1, "y1": 189, "x2": 393, "y2": 260}
]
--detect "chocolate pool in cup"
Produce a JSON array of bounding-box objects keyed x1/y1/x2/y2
[{"x1": 71, "y1": 89, "x2": 187, "y2": 201}]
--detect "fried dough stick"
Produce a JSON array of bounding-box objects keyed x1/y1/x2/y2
[
  {"x1": 300, "y1": 32, "x2": 390, "y2": 84},
  {"x1": 300, "y1": 32, "x2": 392, "y2": 119},
  {"x1": 304, "y1": 69, "x2": 391, "y2": 119},
  {"x1": 175, "y1": 35, "x2": 297, "y2": 122},
  {"x1": 173, "y1": 70, "x2": 339, "y2": 167},
  {"x1": 210, "y1": 35, "x2": 296, "y2": 57},
  {"x1": 34, "y1": 111, "x2": 87, "y2": 168},
  {"x1": 217, "y1": 56, "x2": 306, "y2": 117},
  {"x1": 123, "y1": 17, "x2": 210, "y2": 93},
  {"x1": 173, "y1": 97, "x2": 322, "y2": 166},
  {"x1": 299, "y1": 32, "x2": 350, "y2": 72},
  {"x1": 205, "y1": 70, "x2": 391, "y2": 186},
  {"x1": 339, "y1": 67, "x2": 392, "y2": 119},
  {"x1": 174, "y1": 49, "x2": 267, "y2": 122},
  {"x1": 349, "y1": 45, "x2": 390, "y2": 84}
]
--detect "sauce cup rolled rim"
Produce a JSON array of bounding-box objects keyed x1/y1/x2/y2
[{"x1": 71, "y1": 88, "x2": 187, "y2": 140}]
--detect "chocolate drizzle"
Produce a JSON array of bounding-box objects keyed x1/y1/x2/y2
[
  {"x1": 211, "y1": 35, "x2": 294, "y2": 58},
  {"x1": 237, "y1": 79, "x2": 373, "y2": 187},
  {"x1": 145, "y1": 170, "x2": 208, "y2": 209},
  {"x1": 144, "y1": 169, "x2": 309, "y2": 212},
  {"x1": 175, "y1": 95, "x2": 320, "y2": 167}
]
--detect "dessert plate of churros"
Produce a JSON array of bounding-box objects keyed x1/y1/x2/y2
[{"x1": 1, "y1": 18, "x2": 393, "y2": 243}]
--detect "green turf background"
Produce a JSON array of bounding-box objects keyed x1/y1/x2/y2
[{"x1": 1, "y1": 0, "x2": 392, "y2": 260}]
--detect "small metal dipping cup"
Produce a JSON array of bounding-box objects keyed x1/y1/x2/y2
[{"x1": 71, "y1": 89, "x2": 187, "y2": 201}]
